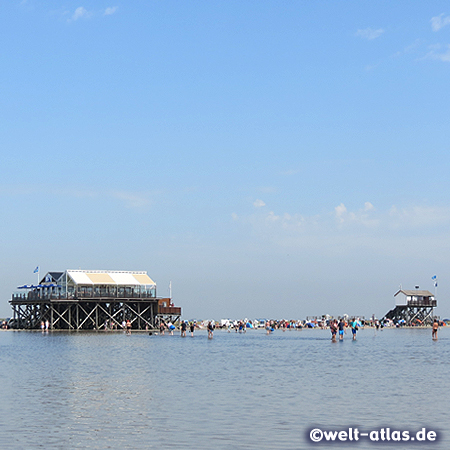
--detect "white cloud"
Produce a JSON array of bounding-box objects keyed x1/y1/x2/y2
[
  {"x1": 356, "y1": 28, "x2": 385, "y2": 40},
  {"x1": 423, "y1": 44, "x2": 450, "y2": 62},
  {"x1": 431, "y1": 14, "x2": 450, "y2": 31},
  {"x1": 67, "y1": 6, "x2": 117, "y2": 22},
  {"x1": 71, "y1": 6, "x2": 92, "y2": 21},
  {"x1": 232, "y1": 201, "x2": 450, "y2": 258},
  {"x1": 246, "y1": 201, "x2": 450, "y2": 235},
  {"x1": 335, "y1": 203, "x2": 347, "y2": 223},
  {"x1": 253, "y1": 199, "x2": 266, "y2": 208},
  {"x1": 266, "y1": 211, "x2": 280, "y2": 222},
  {"x1": 104, "y1": 6, "x2": 118, "y2": 16},
  {"x1": 333, "y1": 202, "x2": 378, "y2": 227}
]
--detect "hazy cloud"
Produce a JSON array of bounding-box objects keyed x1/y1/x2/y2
[
  {"x1": 392, "y1": 39, "x2": 424, "y2": 59},
  {"x1": 67, "y1": 6, "x2": 117, "y2": 21},
  {"x1": 234, "y1": 201, "x2": 450, "y2": 248},
  {"x1": 356, "y1": 28, "x2": 385, "y2": 40},
  {"x1": 266, "y1": 211, "x2": 280, "y2": 222},
  {"x1": 111, "y1": 191, "x2": 153, "y2": 209},
  {"x1": 71, "y1": 6, "x2": 92, "y2": 21},
  {"x1": 388, "y1": 205, "x2": 450, "y2": 229},
  {"x1": 335, "y1": 203, "x2": 347, "y2": 223},
  {"x1": 431, "y1": 14, "x2": 450, "y2": 31},
  {"x1": 423, "y1": 44, "x2": 450, "y2": 62},
  {"x1": 253, "y1": 199, "x2": 266, "y2": 208},
  {"x1": 104, "y1": 6, "x2": 118, "y2": 16}
]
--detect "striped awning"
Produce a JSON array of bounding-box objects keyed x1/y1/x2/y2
[{"x1": 67, "y1": 270, "x2": 156, "y2": 286}]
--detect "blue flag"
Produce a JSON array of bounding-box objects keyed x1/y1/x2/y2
[{"x1": 33, "y1": 266, "x2": 39, "y2": 273}]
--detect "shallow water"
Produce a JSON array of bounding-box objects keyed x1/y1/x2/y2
[{"x1": 0, "y1": 327, "x2": 448, "y2": 449}]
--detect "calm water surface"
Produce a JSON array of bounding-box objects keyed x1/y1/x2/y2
[{"x1": 0, "y1": 327, "x2": 449, "y2": 449}]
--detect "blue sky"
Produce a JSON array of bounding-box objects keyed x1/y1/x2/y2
[{"x1": 1, "y1": 1, "x2": 450, "y2": 319}]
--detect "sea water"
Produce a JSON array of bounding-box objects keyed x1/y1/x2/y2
[{"x1": 0, "y1": 327, "x2": 448, "y2": 449}]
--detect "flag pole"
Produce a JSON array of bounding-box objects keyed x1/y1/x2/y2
[{"x1": 432, "y1": 275, "x2": 438, "y2": 300}]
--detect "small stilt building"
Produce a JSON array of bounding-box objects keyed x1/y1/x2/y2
[
  {"x1": 382, "y1": 288, "x2": 437, "y2": 326},
  {"x1": 10, "y1": 269, "x2": 181, "y2": 330}
]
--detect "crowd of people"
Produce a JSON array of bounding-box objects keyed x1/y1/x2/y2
[
  {"x1": 1, "y1": 316, "x2": 443, "y2": 340},
  {"x1": 163, "y1": 316, "x2": 443, "y2": 340}
]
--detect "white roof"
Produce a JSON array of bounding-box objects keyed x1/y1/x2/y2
[
  {"x1": 66, "y1": 270, "x2": 156, "y2": 286},
  {"x1": 67, "y1": 271, "x2": 95, "y2": 285},
  {"x1": 110, "y1": 272, "x2": 142, "y2": 285}
]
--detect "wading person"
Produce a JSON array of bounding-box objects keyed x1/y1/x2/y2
[
  {"x1": 351, "y1": 318, "x2": 359, "y2": 340},
  {"x1": 338, "y1": 318, "x2": 345, "y2": 341},
  {"x1": 330, "y1": 320, "x2": 337, "y2": 342},
  {"x1": 181, "y1": 320, "x2": 187, "y2": 337},
  {"x1": 432, "y1": 319, "x2": 439, "y2": 340},
  {"x1": 207, "y1": 321, "x2": 214, "y2": 339}
]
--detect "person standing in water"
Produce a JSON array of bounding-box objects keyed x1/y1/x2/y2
[
  {"x1": 330, "y1": 320, "x2": 337, "y2": 342},
  {"x1": 190, "y1": 321, "x2": 195, "y2": 337},
  {"x1": 181, "y1": 320, "x2": 187, "y2": 337},
  {"x1": 351, "y1": 318, "x2": 359, "y2": 340},
  {"x1": 338, "y1": 318, "x2": 345, "y2": 341},
  {"x1": 207, "y1": 321, "x2": 214, "y2": 339},
  {"x1": 432, "y1": 319, "x2": 439, "y2": 340}
]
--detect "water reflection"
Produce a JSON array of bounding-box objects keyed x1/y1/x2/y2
[{"x1": 0, "y1": 327, "x2": 448, "y2": 449}]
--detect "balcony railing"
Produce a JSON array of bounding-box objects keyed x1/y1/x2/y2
[
  {"x1": 11, "y1": 290, "x2": 157, "y2": 302},
  {"x1": 407, "y1": 299, "x2": 437, "y2": 307}
]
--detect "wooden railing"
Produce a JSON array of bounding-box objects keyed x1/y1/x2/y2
[
  {"x1": 407, "y1": 299, "x2": 437, "y2": 307},
  {"x1": 159, "y1": 306, "x2": 181, "y2": 315}
]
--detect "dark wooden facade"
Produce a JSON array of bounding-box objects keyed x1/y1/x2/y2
[{"x1": 9, "y1": 294, "x2": 181, "y2": 331}]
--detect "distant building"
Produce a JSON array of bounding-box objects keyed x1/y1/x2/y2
[
  {"x1": 10, "y1": 269, "x2": 181, "y2": 330},
  {"x1": 394, "y1": 289, "x2": 436, "y2": 307},
  {"x1": 383, "y1": 288, "x2": 437, "y2": 326}
]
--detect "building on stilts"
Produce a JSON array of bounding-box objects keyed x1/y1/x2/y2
[
  {"x1": 9, "y1": 269, "x2": 181, "y2": 330},
  {"x1": 382, "y1": 288, "x2": 437, "y2": 326}
]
